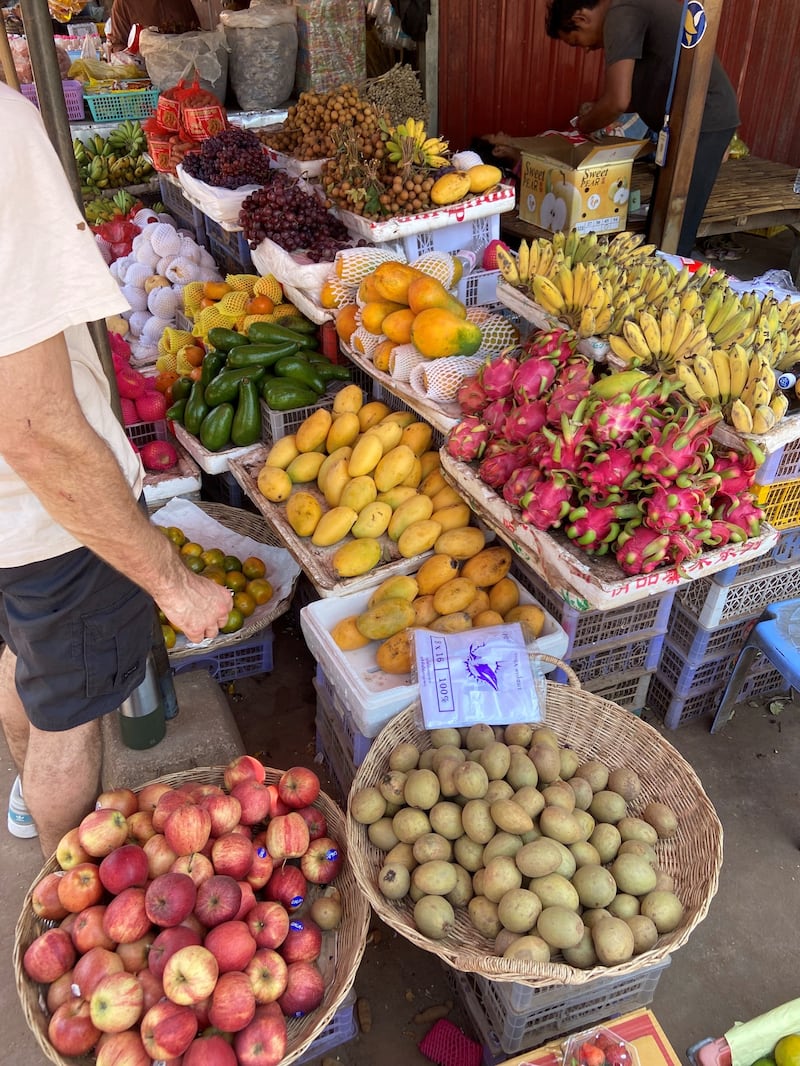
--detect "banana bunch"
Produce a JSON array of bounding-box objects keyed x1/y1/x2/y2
[
  {"x1": 609, "y1": 308, "x2": 711, "y2": 369},
  {"x1": 607, "y1": 231, "x2": 657, "y2": 269},
  {"x1": 84, "y1": 196, "x2": 120, "y2": 224},
  {"x1": 701, "y1": 289, "x2": 753, "y2": 349},
  {"x1": 496, "y1": 237, "x2": 565, "y2": 288},
  {"x1": 532, "y1": 262, "x2": 612, "y2": 337},
  {"x1": 551, "y1": 230, "x2": 609, "y2": 267},
  {"x1": 382, "y1": 117, "x2": 449, "y2": 169},
  {"x1": 105, "y1": 120, "x2": 147, "y2": 157},
  {"x1": 676, "y1": 344, "x2": 786, "y2": 434},
  {"x1": 622, "y1": 259, "x2": 679, "y2": 310}
]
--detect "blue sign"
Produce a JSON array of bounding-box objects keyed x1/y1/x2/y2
[{"x1": 682, "y1": 1, "x2": 707, "y2": 48}]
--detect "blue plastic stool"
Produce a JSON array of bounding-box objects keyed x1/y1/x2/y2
[{"x1": 712, "y1": 597, "x2": 800, "y2": 732}]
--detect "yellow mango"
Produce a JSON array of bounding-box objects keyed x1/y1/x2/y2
[
  {"x1": 322, "y1": 456, "x2": 353, "y2": 508},
  {"x1": 411, "y1": 307, "x2": 483, "y2": 359},
  {"x1": 429, "y1": 612, "x2": 473, "y2": 633},
  {"x1": 376, "y1": 631, "x2": 413, "y2": 675},
  {"x1": 433, "y1": 577, "x2": 478, "y2": 615},
  {"x1": 400, "y1": 422, "x2": 434, "y2": 457},
  {"x1": 285, "y1": 492, "x2": 323, "y2": 537},
  {"x1": 335, "y1": 304, "x2": 359, "y2": 345},
  {"x1": 317, "y1": 446, "x2": 352, "y2": 494},
  {"x1": 286, "y1": 451, "x2": 327, "y2": 484},
  {"x1": 257, "y1": 465, "x2": 292, "y2": 503},
  {"x1": 360, "y1": 299, "x2": 407, "y2": 334},
  {"x1": 373, "y1": 339, "x2": 396, "y2": 373},
  {"x1": 473, "y1": 609, "x2": 505, "y2": 628},
  {"x1": 374, "y1": 444, "x2": 417, "y2": 492},
  {"x1": 382, "y1": 308, "x2": 416, "y2": 345},
  {"x1": 332, "y1": 383, "x2": 365, "y2": 415},
  {"x1": 434, "y1": 527, "x2": 486, "y2": 560},
  {"x1": 388, "y1": 493, "x2": 434, "y2": 541},
  {"x1": 400, "y1": 457, "x2": 423, "y2": 488},
  {"x1": 356, "y1": 598, "x2": 417, "y2": 640},
  {"x1": 430, "y1": 171, "x2": 471, "y2": 206},
  {"x1": 349, "y1": 433, "x2": 384, "y2": 477},
  {"x1": 420, "y1": 469, "x2": 448, "y2": 497},
  {"x1": 368, "y1": 574, "x2": 419, "y2": 608},
  {"x1": 415, "y1": 553, "x2": 460, "y2": 595},
  {"x1": 407, "y1": 275, "x2": 467, "y2": 319},
  {"x1": 265, "y1": 434, "x2": 299, "y2": 470},
  {"x1": 461, "y1": 546, "x2": 514, "y2": 587},
  {"x1": 326, "y1": 411, "x2": 361, "y2": 452},
  {"x1": 371, "y1": 261, "x2": 424, "y2": 303},
  {"x1": 365, "y1": 421, "x2": 404, "y2": 454},
  {"x1": 339, "y1": 475, "x2": 378, "y2": 513},
  {"x1": 412, "y1": 595, "x2": 440, "y2": 627},
  {"x1": 430, "y1": 485, "x2": 463, "y2": 511},
  {"x1": 357, "y1": 274, "x2": 384, "y2": 303},
  {"x1": 296, "y1": 407, "x2": 333, "y2": 452},
  {"x1": 504, "y1": 605, "x2": 546, "y2": 637},
  {"x1": 432, "y1": 502, "x2": 471, "y2": 532},
  {"x1": 381, "y1": 410, "x2": 417, "y2": 428},
  {"x1": 358, "y1": 401, "x2": 392, "y2": 431},
  {"x1": 463, "y1": 589, "x2": 491, "y2": 620},
  {"x1": 397, "y1": 518, "x2": 443, "y2": 558},
  {"x1": 467, "y1": 163, "x2": 502, "y2": 193},
  {"x1": 351, "y1": 501, "x2": 392, "y2": 539},
  {"x1": 331, "y1": 615, "x2": 373, "y2": 650},
  {"x1": 332, "y1": 538, "x2": 383, "y2": 578},
  {"x1": 489, "y1": 577, "x2": 520, "y2": 616},
  {"x1": 377, "y1": 485, "x2": 419, "y2": 510},
  {"x1": 419, "y1": 451, "x2": 442, "y2": 479},
  {"x1": 311, "y1": 506, "x2": 358, "y2": 547}
]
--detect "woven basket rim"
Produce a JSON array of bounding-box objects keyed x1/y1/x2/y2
[
  {"x1": 346, "y1": 684, "x2": 723, "y2": 987},
  {"x1": 167, "y1": 501, "x2": 298, "y2": 659},
  {"x1": 15, "y1": 766, "x2": 369, "y2": 1066}
]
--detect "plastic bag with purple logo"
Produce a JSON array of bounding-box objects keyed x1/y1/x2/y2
[{"x1": 413, "y1": 623, "x2": 544, "y2": 729}]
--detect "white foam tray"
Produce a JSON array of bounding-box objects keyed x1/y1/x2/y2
[{"x1": 173, "y1": 422, "x2": 262, "y2": 475}]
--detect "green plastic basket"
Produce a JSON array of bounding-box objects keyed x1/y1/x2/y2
[{"x1": 84, "y1": 87, "x2": 159, "y2": 122}]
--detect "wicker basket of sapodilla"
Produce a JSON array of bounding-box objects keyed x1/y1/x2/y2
[
  {"x1": 346, "y1": 656, "x2": 723, "y2": 987},
  {"x1": 168, "y1": 501, "x2": 299, "y2": 660},
  {"x1": 14, "y1": 766, "x2": 370, "y2": 1066}
]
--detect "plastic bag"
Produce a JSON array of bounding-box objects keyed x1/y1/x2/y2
[
  {"x1": 220, "y1": 4, "x2": 297, "y2": 110},
  {"x1": 176, "y1": 164, "x2": 261, "y2": 224},
  {"x1": 250, "y1": 237, "x2": 332, "y2": 307},
  {"x1": 67, "y1": 56, "x2": 142, "y2": 82},
  {"x1": 139, "y1": 28, "x2": 229, "y2": 101}
]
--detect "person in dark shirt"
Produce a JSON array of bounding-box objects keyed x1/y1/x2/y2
[
  {"x1": 108, "y1": 0, "x2": 199, "y2": 52},
  {"x1": 545, "y1": 0, "x2": 740, "y2": 255}
]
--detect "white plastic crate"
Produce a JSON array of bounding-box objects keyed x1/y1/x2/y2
[
  {"x1": 457, "y1": 268, "x2": 501, "y2": 309},
  {"x1": 711, "y1": 527, "x2": 800, "y2": 586},
  {"x1": 676, "y1": 562, "x2": 800, "y2": 628},
  {"x1": 582, "y1": 669, "x2": 653, "y2": 714},
  {"x1": 260, "y1": 382, "x2": 365, "y2": 444},
  {"x1": 315, "y1": 664, "x2": 372, "y2": 766},
  {"x1": 665, "y1": 600, "x2": 754, "y2": 665},
  {"x1": 558, "y1": 633, "x2": 664, "y2": 686},
  {"x1": 657, "y1": 641, "x2": 736, "y2": 698},
  {"x1": 647, "y1": 672, "x2": 722, "y2": 729},
  {"x1": 755, "y1": 434, "x2": 800, "y2": 485},
  {"x1": 293, "y1": 987, "x2": 357, "y2": 1065}
]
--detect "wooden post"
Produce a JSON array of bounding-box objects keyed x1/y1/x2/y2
[
  {"x1": 648, "y1": 0, "x2": 725, "y2": 253},
  {"x1": 0, "y1": 13, "x2": 20, "y2": 90}
]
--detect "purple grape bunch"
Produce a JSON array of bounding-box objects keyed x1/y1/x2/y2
[{"x1": 182, "y1": 127, "x2": 273, "y2": 189}]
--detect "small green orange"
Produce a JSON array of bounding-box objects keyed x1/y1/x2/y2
[
  {"x1": 775, "y1": 1035, "x2": 800, "y2": 1066},
  {"x1": 181, "y1": 541, "x2": 204, "y2": 558},
  {"x1": 203, "y1": 567, "x2": 227, "y2": 586},
  {"x1": 246, "y1": 578, "x2": 273, "y2": 605},
  {"x1": 233, "y1": 591, "x2": 256, "y2": 618},
  {"x1": 224, "y1": 570, "x2": 248, "y2": 592},
  {"x1": 183, "y1": 555, "x2": 205, "y2": 573},
  {"x1": 165, "y1": 526, "x2": 186, "y2": 546},
  {"x1": 242, "y1": 556, "x2": 266, "y2": 580},
  {"x1": 201, "y1": 547, "x2": 225, "y2": 568},
  {"x1": 161, "y1": 624, "x2": 177, "y2": 650},
  {"x1": 220, "y1": 608, "x2": 244, "y2": 634},
  {"x1": 222, "y1": 554, "x2": 243, "y2": 572}
]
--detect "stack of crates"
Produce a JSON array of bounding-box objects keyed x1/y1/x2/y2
[
  {"x1": 158, "y1": 175, "x2": 207, "y2": 247},
  {"x1": 752, "y1": 434, "x2": 800, "y2": 532},
  {"x1": 204, "y1": 217, "x2": 254, "y2": 275},
  {"x1": 515, "y1": 569, "x2": 673, "y2": 714},
  {"x1": 313, "y1": 665, "x2": 368, "y2": 803},
  {"x1": 648, "y1": 526, "x2": 800, "y2": 728}
]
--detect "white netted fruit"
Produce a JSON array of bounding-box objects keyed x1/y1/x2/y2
[
  {"x1": 128, "y1": 310, "x2": 150, "y2": 338},
  {"x1": 178, "y1": 235, "x2": 202, "y2": 262},
  {"x1": 142, "y1": 315, "x2": 172, "y2": 344},
  {"x1": 132, "y1": 208, "x2": 159, "y2": 228},
  {"x1": 149, "y1": 223, "x2": 182, "y2": 258},
  {"x1": 349, "y1": 327, "x2": 385, "y2": 361},
  {"x1": 418, "y1": 355, "x2": 485, "y2": 402},
  {"x1": 148, "y1": 285, "x2": 181, "y2": 318},
  {"x1": 334, "y1": 246, "x2": 405, "y2": 284},
  {"x1": 131, "y1": 341, "x2": 159, "y2": 364},
  {"x1": 389, "y1": 343, "x2": 427, "y2": 382},
  {"x1": 120, "y1": 285, "x2": 148, "y2": 312},
  {"x1": 124, "y1": 262, "x2": 153, "y2": 290},
  {"x1": 467, "y1": 309, "x2": 520, "y2": 353},
  {"x1": 412, "y1": 251, "x2": 458, "y2": 289},
  {"x1": 114, "y1": 255, "x2": 135, "y2": 284},
  {"x1": 165, "y1": 257, "x2": 201, "y2": 285}
]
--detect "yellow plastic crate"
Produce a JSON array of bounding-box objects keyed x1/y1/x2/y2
[{"x1": 754, "y1": 478, "x2": 800, "y2": 530}]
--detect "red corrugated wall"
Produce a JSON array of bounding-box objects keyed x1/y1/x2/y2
[{"x1": 437, "y1": 0, "x2": 800, "y2": 166}]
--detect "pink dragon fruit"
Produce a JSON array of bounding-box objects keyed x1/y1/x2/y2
[
  {"x1": 711, "y1": 493, "x2": 764, "y2": 538},
  {"x1": 615, "y1": 522, "x2": 672, "y2": 575},
  {"x1": 665, "y1": 529, "x2": 704, "y2": 569},
  {"x1": 580, "y1": 445, "x2": 641, "y2": 498},
  {"x1": 586, "y1": 380, "x2": 662, "y2": 445},
  {"x1": 521, "y1": 328, "x2": 578, "y2": 365},
  {"x1": 502, "y1": 465, "x2": 541, "y2": 508},
  {"x1": 704, "y1": 520, "x2": 749, "y2": 546},
  {"x1": 565, "y1": 499, "x2": 640, "y2": 555},
  {"x1": 478, "y1": 445, "x2": 530, "y2": 488},
  {"x1": 637, "y1": 409, "x2": 721, "y2": 483},
  {"x1": 546, "y1": 359, "x2": 594, "y2": 423},
  {"x1": 446, "y1": 416, "x2": 490, "y2": 462},
  {"x1": 502, "y1": 401, "x2": 549, "y2": 442},
  {"x1": 484, "y1": 437, "x2": 522, "y2": 460},
  {"x1": 512, "y1": 356, "x2": 558, "y2": 403},
  {"x1": 519, "y1": 473, "x2": 573, "y2": 530},
  {"x1": 641, "y1": 482, "x2": 709, "y2": 530},
  {"x1": 537, "y1": 414, "x2": 593, "y2": 474},
  {"x1": 478, "y1": 351, "x2": 519, "y2": 400},
  {"x1": 712, "y1": 446, "x2": 760, "y2": 498},
  {"x1": 456, "y1": 376, "x2": 489, "y2": 416},
  {"x1": 483, "y1": 397, "x2": 516, "y2": 436}
]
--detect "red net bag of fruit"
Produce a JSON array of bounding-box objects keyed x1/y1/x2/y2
[
  {"x1": 176, "y1": 78, "x2": 227, "y2": 142},
  {"x1": 142, "y1": 116, "x2": 174, "y2": 172},
  {"x1": 156, "y1": 84, "x2": 182, "y2": 132}
]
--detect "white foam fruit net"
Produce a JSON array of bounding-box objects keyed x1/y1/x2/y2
[
  {"x1": 467, "y1": 309, "x2": 520, "y2": 353},
  {"x1": 334, "y1": 246, "x2": 405, "y2": 284},
  {"x1": 418, "y1": 355, "x2": 485, "y2": 401},
  {"x1": 411, "y1": 251, "x2": 458, "y2": 289}
]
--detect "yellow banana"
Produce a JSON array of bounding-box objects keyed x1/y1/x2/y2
[
  {"x1": 680, "y1": 289, "x2": 703, "y2": 315},
  {"x1": 526, "y1": 239, "x2": 541, "y2": 280},
  {"x1": 556, "y1": 263, "x2": 574, "y2": 308},
  {"x1": 517, "y1": 240, "x2": 531, "y2": 285},
  {"x1": 711, "y1": 349, "x2": 732, "y2": 404},
  {"x1": 702, "y1": 288, "x2": 724, "y2": 330},
  {"x1": 709, "y1": 293, "x2": 741, "y2": 335},
  {"x1": 675, "y1": 363, "x2": 707, "y2": 404},
  {"x1": 750, "y1": 381, "x2": 773, "y2": 409},
  {"x1": 727, "y1": 344, "x2": 750, "y2": 397},
  {"x1": 578, "y1": 307, "x2": 597, "y2": 338},
  {"x1": 593, "y1": 305, "x2": 612, "y2": 335},
  {"x1": 730, "y1": 398, "x2": 754, "y2": 433},
  {"x1": 608, "y1": 335, "x2": 645, "y2": 364},
  {"x1": 673, "y1": 266, "x2": 691, "y2": 294},
  {"x1": 538, "y1": 241, "x2": 554, "y2": 279},
  {"x1": 770, "y1": 393, "x2": 789, "y2": 421},
  {"x1": 714, "y1": 309, "x2": 752, "y2": 348},
  {"x1": 495, "y1": 245, "x2": 520, "y2": 286},
  {"x1": 622, "y1": 320, "x2": 652, "y2": 361},
  {"x1": 639, "y1": 311, "x2": 661, "y2": 357},
  {"x1": 659, "y1": 308, "x2": 676, "y2": 357},
  {"x1": 668, "y1": 310, "x2": 695, "y2": 359},
  {"x1": 693, "y1": 355, "x2": 721, "y2": 402},
  {"x1": 533, "y1": 275, "x2": 566, "y2": 314},
  {"x1": 752, "y1": 405, "x2": 777, "y2": 434},
  {"x1": 571, "y1": 262, "x2": 587, "y2": 308}
]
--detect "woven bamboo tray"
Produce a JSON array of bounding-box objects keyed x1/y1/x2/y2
[
  {"x1": 14, "y1": 766, "x2": 370, "y2": 1066},
  {"x1": 167, "y1": 501, "x2": 298, "y2": 660},
  {"x1": 346, "y1": 656, "x2": 723, "y2": 987}
]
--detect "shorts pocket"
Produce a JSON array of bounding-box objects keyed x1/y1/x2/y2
[{"x1": 82, "y1": 586, "x2": 152, "y2": 699}]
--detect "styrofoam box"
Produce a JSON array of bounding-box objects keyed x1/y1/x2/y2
[
  {"x1": 173, "y1": 421, "x2": 262, "y2": 475},
  {"x1": 299, "y1": 576, "x2": 569, "y2": 740}
]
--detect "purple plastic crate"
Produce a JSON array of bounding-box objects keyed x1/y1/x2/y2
[
  {"x1": 21, "y1": 79, "x2": 84, "y2": 120},
  {"x1": 124, "y1": 419, "x2": 169, "y2": 448},
  {"x1": 664, "y1": 600, "x2": 754, "y2": 666},
  {"x1": 171, "y1": 628, "x2": 273, "y2": 683},
  {"x1": 738, "y1": 652, "x2": 792, "y2": 701},
  {"x1": 555, "y1": 633, "x2": 663, "y2": 686},
  {"x1": 657, "y1": 641, "x2": 736, "y2": 698},
  {"x1": 293, "y1": 989, "x2": 357, "y2": 1065},
  {"x1": 647, "y1": 672, "x2": 722, "y2": 729}
]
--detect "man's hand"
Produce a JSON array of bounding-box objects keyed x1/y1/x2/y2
[{"x1": 157, "y1": 567, "x2": 235, "y2": 645}]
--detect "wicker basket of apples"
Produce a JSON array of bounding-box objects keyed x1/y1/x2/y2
[{"x1": 14, "y1": 758, "x2": 369, "y2": 1066}]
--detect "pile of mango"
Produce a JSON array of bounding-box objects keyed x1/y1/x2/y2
[
  {"x1": 256, "y1": 386, "x2": 482, "y2": 579},
  {"x1": 332, "y1": 548, "x2": 547, "y2": 676}
]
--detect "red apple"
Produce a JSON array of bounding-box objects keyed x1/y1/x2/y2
[
  {"x1": 59, "y1": 911, "x2": 78, "y2": 938},
  {"x1": 211, "y1": 833, "x2": 254, "y2": 880},
  {"x1": 245, "y1": 948, "x2": 288, "y2": 1004},
  {"x1": 181, "y1": 911, "x2": 207, "y2": 937},
  {"x1": 126, "y1": 810, "x2": 156, "y2": 845},
  {"x1": 171, "y1": 850, "x2": 215, "y2": 888},
  {"x1": 234, "y1": 1004, "x2": 287, "y2": 1066},
  {"x1": 23, "y1": 927, "x2": 76, "y2": 983},
  {"x1": 235, "y1": 881, "x2": 257, "y2": 922},
  {"x1": 57, "y1": 861, "x2": 103, "y2": 912},
  {"x1": 223, "y1": 755, "x2": 266, "y2": 791},
  {"x1": 181, "y1": 782, "x2": 224, "y2": 803},
  {"x1": 73, "y1": 945, "x2": 125, "y2": 998},
  {"x1": 95, "y1": 1029, "x2": 151, "y2": 1066},
  {"x1": 300, "y1": 836, "x2": 343, "y2": 885},
  {"x1": 99, "y1": 843, "x2": 149, "y2": 895},
  {"x1": 153, "y1": 789, "x2": 193, "y2": 833},
  {"x1": 246, "y1": 901, "x2": 289, "y2": 950},
  {"x1": 277, "y1": 960, "x2": 325, "y2": 1016},
  {"x1": 209, "y1": 970, "x2": 256, "y2": 1033},
  {"x1": 245, "y1": 847, "x2": 274, "y2": 891},
  {"x1": 200, "y1": 792, "x2": 242, "y2": 837},
  {"x1": 56, "y1": 826, "x2": 90, "y2": 870},
  {"x1": 265, "y1": 813, "x2": 309, "y2": 860},
  {"x1": 194, "y1": 874, "x2": 242, "y2": 928},
  {"x1": 183, "y1": 1032, "x2": 238, "y2": 1066},
  {"x1": 140, "y1": 999, "x2": 198, "y2": 1059},
  {"x1": 72, "y1": 904, "x2": 116, "y2": 953},
  {"x1": 277, "y1": 766, "x2": 320, "y2": 810},
  {"x1": 96, "y1": 787, "x2": 139, "y2": 819},
  {"x1": 191, "y1": 994, "x2": 212, "y2": 1031},
  {"x1": 229, "y1": 822, "x2": 253, "y2": 839},
  {"x1": 264, "y1": 865, "x2": 306, "y2": 912},
  {"x1": 264, "y1": 785, "x2": 289, "y2": 819},
  {"x1": 115, "y1": 931, "x2": 155, "y2": 973},
  {"x1": 78, "y1": 807, "x2": 129, "y2": 857},
  {"x1": 149, "y1": 924, "x2": 202, "y2": 980},
  {"x1": 204, "y1": 920, "x2": 257, "y2": 973},
  {"x1": 137, "y1": 781, "x2": 173, "y2": 813},
  {"x1": 31, "y1": 871, "x2": 70, "y2": 921},
  {"x1": 146, "y1": 871, "x2": 197, "y2": 927},
  {"x1": 230, "y1": 780, "x2": 270, "y2": 826},
  {"x1": 278, "y1": 918, "x2": 322, "y2": 964},
  {"x1": 165, "y1": 803, "x2": 212, "y2": 856},
  {"x1": 143, "y1": 833, "x2": 179, "y2": 878},
  {"x1": 46, "y1": 970, "x2": 76, "y2": 1013},
  {"x1": 138, "y1": 966, "x2": 164, "y2": 1013},
  {"x1": 295, "y1": 804, "x2": 327, "y2": 841},
  {"x1": 90, "y1": 970, "x2": 144, "y2": 1033},
  {"x1": 48, "y1": 997, "x2": 101, "y2": 1056},
  {"x1": 163, "y1": 944, "x2": 219, "y2": 1005},
  {"x1": 102, "y1": 886, "x2": 151, "y2": 944}
]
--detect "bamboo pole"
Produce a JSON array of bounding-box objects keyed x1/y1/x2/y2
[{"x1": 1, "y1": 11, "x2": 21, "y2": 89}]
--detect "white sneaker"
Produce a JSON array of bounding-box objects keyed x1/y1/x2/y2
[{"x1": 8, "y1": 775, "x2": 37, "y2": 838}]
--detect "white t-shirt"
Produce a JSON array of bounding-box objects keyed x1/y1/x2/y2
[{"x1": 0, "y1": 83, "x2": 143, "y2": 566}]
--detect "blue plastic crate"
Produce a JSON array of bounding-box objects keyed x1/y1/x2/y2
[
  {"x1": 171, "y1": 628, "x2": 273, "y2": 683},
  {"x1": 582, "y1": 669, "x2": 653, "y2": 714},
  {"x1": 555, "y1": 632, "x2": 663, "y2": 686},
  {"x1": 663, "y1": 599, "x2": 754, "y2": 666},
  {"x1": 315, "y1": 664, "x2": 372, "y2": 765},
  {"x1": 158, "y1": 175, "x2": 207, "y2": 245},
  {"x1": 647, "y1": 672, "x2": 722, "y2": 729},
  {"x1": 738, "y1": 651, "x2": 792, "y2": 701},
  {"x1": 206, "y1": 234, "x2": 252, "y2": 278},
  {"x1": 657, "y1": 640, "x2": 735, "y2": 698},
  {"x1": 293, "y1": 988, "x2": 357, "y2": 1065},
  {"x1": 204, "y1": 217, "x2": 253, "y2": 269},
  {"x1": 754, "y1": 433, "x2": 800, "y2": 485}
]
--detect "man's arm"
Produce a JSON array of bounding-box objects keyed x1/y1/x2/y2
[
  {"x1": 108, "y1": 0, "x2": 131, "y2": 51},
  {"x1": 576, "y1": 59, "x2": 635, "y2": 134},
  {"x1": 0, "y1": 333, "x2": 233, "y2": 643}
]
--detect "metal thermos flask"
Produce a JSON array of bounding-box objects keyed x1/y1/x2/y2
[{"x1": 119, "y1": 653, "x2": 166, "y2": 750}]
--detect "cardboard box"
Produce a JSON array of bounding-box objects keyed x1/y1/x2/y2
[{"x1": 513, "y1": 132, "x2": 648, "y2": 235}]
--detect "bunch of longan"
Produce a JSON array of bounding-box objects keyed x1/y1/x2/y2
[{"x1": 257, "y1": 85, "x2": 383, "y2": 161}]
